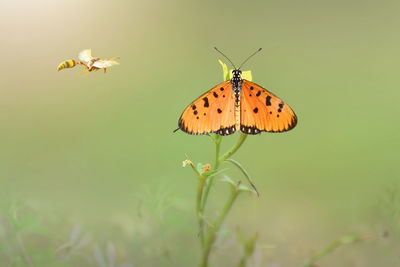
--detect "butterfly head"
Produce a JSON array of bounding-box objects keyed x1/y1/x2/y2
[
  {"x1": 231, "y1": 69, "x2": 242, "y2": 86},
  {"x1": 232, "y1": 69, "x2": 242, "y2": 77}
]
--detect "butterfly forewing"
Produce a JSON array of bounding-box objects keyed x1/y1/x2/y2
[
  {"x1": 240, "y1": 80, "x2": 297, "y2": 133},
  {"x1": 177, "y1": 81, "x2": 237, "y2": 135}
]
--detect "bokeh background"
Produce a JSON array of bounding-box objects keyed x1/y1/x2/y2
[{"x1": 1, "y1": 0, "x2": 400, "y2": 266}]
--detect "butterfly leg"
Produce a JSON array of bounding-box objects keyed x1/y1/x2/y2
[{"x1": 103, "y1": 68, "x2": 107, "y2": 73}]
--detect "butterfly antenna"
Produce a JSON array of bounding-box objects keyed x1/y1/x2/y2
[
  {"x1": 214, "y1": 47, "x2": 236, "y2": 69},
  {"x1": 238, "y1": 48, "x2": 262, "y2": 69}
]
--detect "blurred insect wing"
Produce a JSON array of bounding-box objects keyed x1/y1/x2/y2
[
  {"x1": 92, "y1": 60, "x2": 119, "y2": 69},
  {"x1": 78, "y1": 49, "x2": 93, "y2": 63}
]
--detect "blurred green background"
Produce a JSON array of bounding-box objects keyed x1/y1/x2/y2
[{"x1": 1, "y1": 0, "x2": 400, "y2": 266}]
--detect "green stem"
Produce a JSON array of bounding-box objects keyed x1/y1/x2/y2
[
  {"x1": 201, "y1": 134, "x2": 247, "y2": 211},
  {"x1": 200, "y1": 187, "x2": 239, "y2": 267},
  {"x1": 302, "y1": 235, "x2": 361, "y2": 267},
  {"x1": 219, "y1": 133, "x2": 248, "y2": 162},
  {"x1": 197, "y1": 133, "x2": 248, "y2": 266},
  {"x1": 200, "y1": 135, "x2": 222, "y2": 211},
  {"x1": 196, "y1": 174, "x2": 207, "y2": 247},
  {"x1": 214, "y1": 135, "x2": 222, "y2": 169}
]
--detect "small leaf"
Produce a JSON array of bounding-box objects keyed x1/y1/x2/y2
[
  {"x1": 237, "y1": 183, "x2": 255, "y2": 194},
  {"x1": 203, "y1": 168, "x2": 229, "y2": 178},
  {"x1": 196, "y1": 163, "x2": 203, "y2": 174},
  {"x1": 225, "y1": 159, "x2": 259, "y2": 196},
  {"x1": 219, "y1": 175, "x2": 236, "y2": 186}
]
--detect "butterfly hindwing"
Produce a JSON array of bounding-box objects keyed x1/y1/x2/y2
[
  {"x1": 240, "y1": 80, "x2": 297, "y2": 134},
  {"x1": 177, "y1": 81, "x2": 237, "y2": 135}
]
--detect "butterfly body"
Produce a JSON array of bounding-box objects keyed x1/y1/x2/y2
[{"x1": 176, "y1": 68, "x2": 297, "y2": 136}]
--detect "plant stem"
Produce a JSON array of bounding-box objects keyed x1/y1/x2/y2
[
  {"x1": 219, "y1": 133, "x2": 247, "y2": 163},
  {"x1": 302, "y1": 235, "x2": 361, "y2": 267},
  {"x1": 200, "y1": 186, "x2": 239, "y2": 267},
  {"x1": 201, "y1": 134, "x2": 247, "y2": 211},
  {"x1": 196, "y1": 133, "x2": 248, "y2": 266},
  {"x1": 196, "y1": 174, "x2": 207, "y2": 247},
  {"x1": 214, "y1": 135, "x2": 222, "y2": 169}
]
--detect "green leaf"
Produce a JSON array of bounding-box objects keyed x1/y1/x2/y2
[
  {"x1": 203, "y1": 168, "x2": 229, "y2": 178},
  {"x1": 219, "y1": 176, "x2": 255, "y2": 194},
  {"x1": 219, "y1": 175, "x2": 236, "y2": 187},
  {"x1": 224, "y1": 159, "x2": 259, "y2": 196},
  {"x1": 196, "y1": 163, "x2": 203, "y2": 174}
]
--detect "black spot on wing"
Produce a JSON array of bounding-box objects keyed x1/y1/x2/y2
[
  {"x1": 213, "y1": 92, "x2": 218, "y2": 98},
  {"x1": 203, "y1": 97, "x2": 209, "y2": 107},
  {"x1": 266, "y1": 96, "x2": 272, "y2": 106},
  {"x1": 253, "y1": 108, "x2": 258, "y2": 113},
  {"x1": 256, "y1": 91, "x2": 261, "y2": 97},
  {"x1": 217, "y1": 108, "x2": 222, "y2": 113}
]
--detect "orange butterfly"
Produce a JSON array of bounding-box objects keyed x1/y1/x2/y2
[{"x1": 175, "y1": 48, "x2": 297, "y2": 136}]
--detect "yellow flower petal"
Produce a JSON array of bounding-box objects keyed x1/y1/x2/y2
[
  {"x1": 218, "y1": 60, "x2": 230, "y2": 81},
  {"x1": 219, "y1": 60, "x2": 253, "y2": 82}
]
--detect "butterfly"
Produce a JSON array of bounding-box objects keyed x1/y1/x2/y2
[{"x1": 175, "y1": 48, "x2": 297, "y2": 136}]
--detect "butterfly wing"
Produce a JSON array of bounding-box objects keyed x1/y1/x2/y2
[
  {"x1": 92, "y1": 60, "x2": 119, "y2": 69},
  {"x1": 177, "y1": 81, "x2": 237, "y2": 135},
  {"x1": 240, "y1": 80, "x2": 297, "y2": 134},
  {"x1": 78, "y1": 49, "x2": 93, "y2": 63}
]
